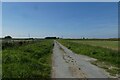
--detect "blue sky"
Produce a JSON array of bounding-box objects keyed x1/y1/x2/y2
[{"x1": 2, "y1": 2, "x2": 118, "y2": 38}]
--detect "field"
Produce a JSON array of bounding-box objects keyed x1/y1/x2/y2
[
  {"x1": 58, "y1": 39, "x2": 119, "y2": 76},
  {"x1": 2, "y1": 39, "x2": 53, "y2": 78},
  {"x1": 71, "y1": 40, "x2": 118, "y2": 51},
  {"x1": 1, "y1": 38, "x2": 120, "y2": 78}
]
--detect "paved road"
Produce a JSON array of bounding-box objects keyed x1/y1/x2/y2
[{"x1": 52, "y1": 40, "x2": 111, "y2": 78}]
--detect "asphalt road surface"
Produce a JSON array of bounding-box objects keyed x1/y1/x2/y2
[{"x1": 52, "y1": 40, "x2": 111, "y2": 78}]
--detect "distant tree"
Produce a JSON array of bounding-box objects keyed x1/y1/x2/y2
[
  {"x1": 4, "y1": 36, "x2": 12, "y2": 39},
  {"x1": 83, "y1": 37, "x2": 85, "y2": 39},
  {"x1": 29, "y1": 38, "x2": 34, "y2": 40},
  {"x1": 45, "y1": 37, "x2": 57, "y2": 39}
]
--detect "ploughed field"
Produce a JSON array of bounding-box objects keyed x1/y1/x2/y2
[
  {"x1": 2, "y1": 39, "x2": 53, "y2": 78},
  {"x1": 58, "y1": 39, "x2": 119, "y2": 77}
]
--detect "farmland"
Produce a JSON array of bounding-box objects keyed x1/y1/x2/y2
[
  {"x1": 58, "y1": 39, "x2": 119, "y2": 77},
  {"x1": 2, "y1": 39, "x2": 53, "y2": 78},
  {"x1": 71, "y1": 40, "x2": 118, "y2": 50},
  {"x1": 1, "y1": 38, "x2": 120, "y2": 78}
]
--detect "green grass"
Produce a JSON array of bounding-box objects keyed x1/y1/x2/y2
[
  {"x1": 0, "y1": 40, "x2": 2, "y2": 79},
  {"x1": 0, "y1": 51, "x2": 1, "y2": 79},
  {"x1": 2, "y1": 40, "x2": 53, "y2": 78},
  {"x1": 71, "y1": 40, "x2": 118, "y2": 50},
  {"x1": 58, "y1": 39, "x2": 120, "y2": 76}
]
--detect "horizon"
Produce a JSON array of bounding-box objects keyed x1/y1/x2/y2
[
  {"x1": 0, "y1": 36, "x2": 119, "y2": 39},
  {"x1": 2, "y1": 2, "x2": 118, "y2": 38}
]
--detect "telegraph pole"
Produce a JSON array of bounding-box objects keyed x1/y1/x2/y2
[{"x1": 28, "y1": 34, "x2": 30, "y2": 39}]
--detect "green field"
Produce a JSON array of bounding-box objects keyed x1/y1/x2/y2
[
  {"x1": 2, "y1": 40, "x2": 53, "y2": 78},
  {"x1": 58, "y1": 39, "x2": 119, "y2": 76},
  {"x1": 71, "y1": 40, "x2": 118, "y2": 50}
]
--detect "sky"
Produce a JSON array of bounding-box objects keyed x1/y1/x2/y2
[
  {"x1": 2, "y1": 2, "x2": 118, "y2": 38},
  {"x1": 1, "y1": 0, "x2": 120, "y2": 2},
  {"x1": 0, "y1": 2, "x2": 2, "y2": 38}
]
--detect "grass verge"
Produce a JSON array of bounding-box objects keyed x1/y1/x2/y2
[{"x1": 2, "y1": 40, "x2": 53, "y2": 78}]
